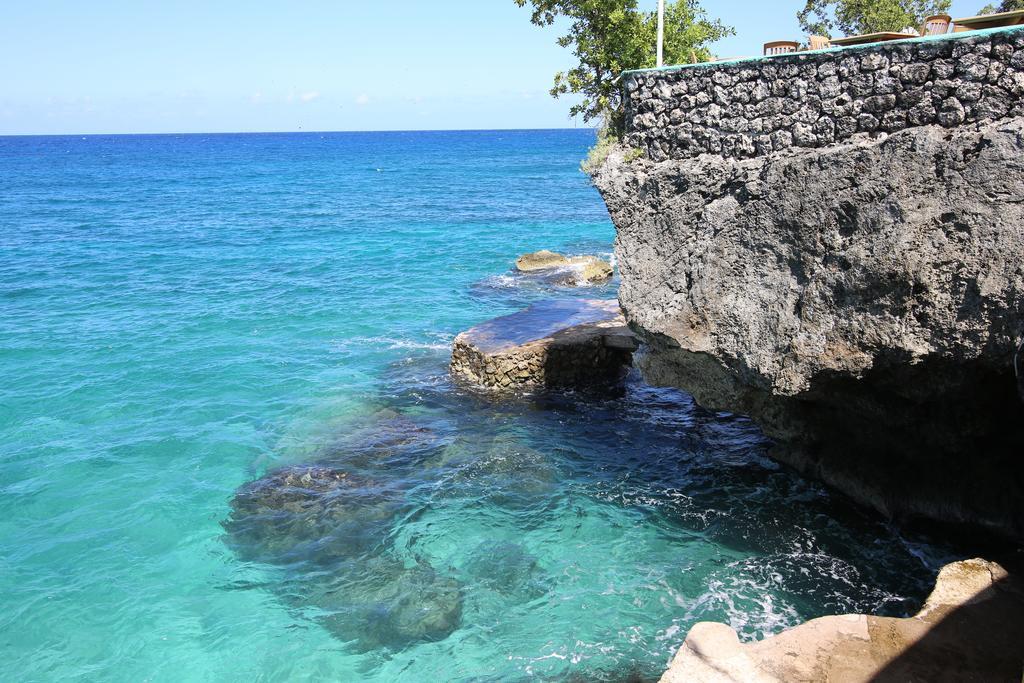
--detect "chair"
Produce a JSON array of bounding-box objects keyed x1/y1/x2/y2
[
  {"x1": 808, "y1": 35, "x2": 832, "y2": 50},
  {"x1": 921, "y1": 14, "x2": 951, "y2": 35},
  {"x1": 763, "y1": 41, "x2": 800, "y2": 56}
]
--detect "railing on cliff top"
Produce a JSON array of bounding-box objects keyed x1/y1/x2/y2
[{"x1": 618, "y1": 25, "x2": 1024, "y2": 162}]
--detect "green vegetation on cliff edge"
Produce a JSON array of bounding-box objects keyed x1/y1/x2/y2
[{"x1": 515, "y1": 0, "x2": 732, "y2": 130}]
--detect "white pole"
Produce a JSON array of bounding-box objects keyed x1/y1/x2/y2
[{"x1": 657, "y1": 0, "x2": 665, "y2": 67}]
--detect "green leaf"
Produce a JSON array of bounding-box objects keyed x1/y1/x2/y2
[{"x1": 514, "y1": 0, "x2": 733, "y2": 128}]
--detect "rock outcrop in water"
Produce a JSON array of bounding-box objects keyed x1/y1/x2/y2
[
  {"x1": 450, "y1": 299, "x2": 636, "y2": 391},
  {"x1": 660, "y1": 558, "x2": 1024, "y2": 682},
  {"x1": 595, "y1": 28, "x2": 1024, "y2": 541},
  {"x1": 515, "y1": 249, "x2": 614, "y2": 284}
]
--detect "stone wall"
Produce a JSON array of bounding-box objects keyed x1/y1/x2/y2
[{"x1": 622, "y1": 26, "x2": 1024, "y2": 161}]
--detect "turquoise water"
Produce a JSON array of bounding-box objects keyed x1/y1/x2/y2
[{"x1": 1, "y1": 130, "x2": 953, "y2": 681}]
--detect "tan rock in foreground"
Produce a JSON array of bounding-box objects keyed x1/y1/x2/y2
[
  {"x1": 450, "y1": 299, "x2": 636, "y2": 391},
  {"x1": 660, "y1": 558, "x2": 1024, "y2": 683}
]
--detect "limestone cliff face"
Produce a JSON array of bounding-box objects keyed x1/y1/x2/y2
[{"x1": 595, "y1": 31, "x2": 1024, "y2": 540}]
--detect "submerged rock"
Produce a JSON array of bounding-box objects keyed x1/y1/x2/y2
[
  {"x1": 318, "y1": 407, "x2": 440, "y2": 471},
  {"x1": 225, "y1": 464, "x2": 463, "y2": 651},
  {"x1": 432, "y1": 433, "x2": 559, "y2": 506},
  {"x1": 450, "y1": 299, "x2": 636, "y2": 391},
  {"x1": 312, "y1": 558, "x2": 463, "y2": 651},
  {"x1": 224, "y1": 465, "x2": 401, "y2": 563},
  {"x1": 660, "y1": 558, "x2": 1024, "y2": 683},
  {"x1": 515, "y1": 250, "x2": 614, "y2": 285}
]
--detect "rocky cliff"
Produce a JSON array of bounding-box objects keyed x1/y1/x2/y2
[{"x1": 595, "y1": 28, "x2": 1024, "y2": 541}]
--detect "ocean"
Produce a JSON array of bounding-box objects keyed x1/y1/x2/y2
[{"x1": 0, "y1": 129, "x2": 953, "y2": 681}]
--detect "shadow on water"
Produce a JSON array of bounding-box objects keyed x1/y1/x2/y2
[{"x1": 222, "y1": 344, "x2": 972, "y2": 681}]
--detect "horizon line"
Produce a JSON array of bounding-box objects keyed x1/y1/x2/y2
[{"x1": 0, "y1": 125, "x2": 598, "y2": 139}]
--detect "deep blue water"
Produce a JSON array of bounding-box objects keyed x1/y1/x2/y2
[{"x1": 0, "y1": 130, "x2": 953, "y2": 681}]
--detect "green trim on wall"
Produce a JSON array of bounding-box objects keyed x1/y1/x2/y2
[{"x1": 620, "y1": 24, "x2": 1024, "y2": 79}]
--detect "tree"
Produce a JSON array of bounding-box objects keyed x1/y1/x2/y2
[
  {"x1": 515, "y1": 0, "x2": 732, "y2": 128},
  {"x1": 980, "y1": 0, "x2": 1024, "y2": 13},
  {"x1": 797, "y1": 0, "x2": 951, "y2": 38}
]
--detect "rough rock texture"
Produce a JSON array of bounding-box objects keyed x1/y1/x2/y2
[
  {"x1": 450, "y1": 299, "x2": 635, "y2": 391},
  {"x1": 596, "y1": 113, "x2": 1024, "y2": 538},
  {"x1": 516, "y1": 249, "x2": 571, "y2": 271},
  {"x1": 660, "y1": 558, "x2": 1024, "y2": 682},
  {"x1": 622, "y1": 26, "x2": 1024, "y2": 162},
  {"x1": 569, "y1": 255, "x2": 615, "y2": 283},
  {"x1": 515, "y1": 250, "x2": 614, "y2": 284}
]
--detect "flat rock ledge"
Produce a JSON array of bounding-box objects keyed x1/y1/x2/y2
[
  {"x1": 661, "y1": 558, "x2": 1024, "y2": 683},
  {"x1": 450, "y1": 299, "x2": 637, "y2": 391}
]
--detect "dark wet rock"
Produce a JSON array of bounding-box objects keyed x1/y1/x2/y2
[
  {"x1": 309, "y1": 557, "x2": 463, "y2": 651},
  {"x1": 451, "y1": 299, "x2": 635, "y2": 391},
  {"x1": 223, "y1": 465, "x2": 401, "y2": 563}
]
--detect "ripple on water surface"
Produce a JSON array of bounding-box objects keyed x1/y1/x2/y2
[{"x1": 221, "y1": 361, "x2": 950, "y2": 681}]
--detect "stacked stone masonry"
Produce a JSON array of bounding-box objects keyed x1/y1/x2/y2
[{"x1": 623, "y1": 27, "x2": 1024, "y2": 161}]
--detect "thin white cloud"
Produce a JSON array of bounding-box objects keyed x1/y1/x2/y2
[
  {"x1": 300, "y1": 91, "x2": 320, "y2": 103},
  {"x1": 355, "y1": 93, "x2": 370, "y2": 106}
]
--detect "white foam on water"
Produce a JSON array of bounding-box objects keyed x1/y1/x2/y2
[
  {"x1": 331, "y1": 336, "x2": 451, "y2": 352},
  {"x1": 894, "y1": 528, "x2": 957, "y2": 572},
  {"x1": 478, "y1": 274, "x2": 520, "y2": 289}
]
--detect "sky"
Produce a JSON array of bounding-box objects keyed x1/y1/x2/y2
[{"x1": 0, "y1": 0, "x2": 986, "y2": 135}]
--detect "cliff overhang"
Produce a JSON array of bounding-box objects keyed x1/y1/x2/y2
[{"x1": 595, "y1": 26, "x2": 1024, "y2": 541}]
